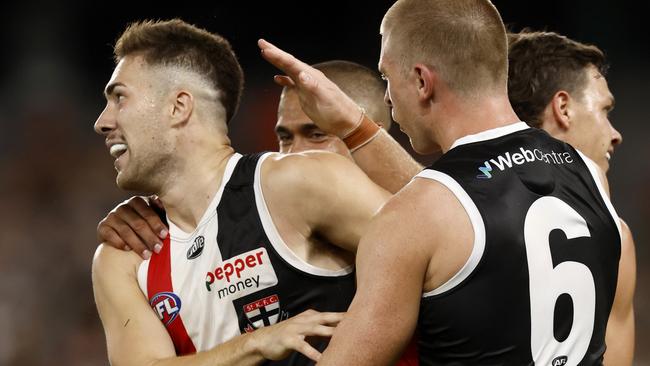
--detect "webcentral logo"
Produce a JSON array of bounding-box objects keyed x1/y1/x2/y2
[{"x1": 477, "y1": 147, "x2": 574, "y2": 179}]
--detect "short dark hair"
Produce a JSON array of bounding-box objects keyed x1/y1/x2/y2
[
  {"x1": 507, "y1": 30, "x2": 608, "y2": 127},
  {"x1": 114, "y1": 19, "x2": 244, "y2": 123}
]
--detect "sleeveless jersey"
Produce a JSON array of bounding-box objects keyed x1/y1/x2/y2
[
  {"x1": 137, "y1": 152, "x2": 356, "y2": 365},
  {"x1": 415, "y1": 123, "x2": 621, "y2": 366}
]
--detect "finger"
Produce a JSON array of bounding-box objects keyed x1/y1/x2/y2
[
  {"x1": 292, "y1": 340, "x2": 322, "y2": 362},
  {"x1": 314, "y1": 312, "x2": 345, "y2": 325},
  {"x1": 258, "y1": 38, "x2": 310, "y2": 80},
  {"x1": 305, "y1": 324, "x2": 337, "y2": 338},
  {"x1": 130, "y1": 197, "x2": 169, "y2": 241},
  {"x1": 111, "y1": 216, "x2": 153, "y2": 259},
  {"x1": 273, "y1": 75, "x2": 295, "y2": 87},
  {"x1": 116, "y1": 205, "x2": 163, "y2": 253},
  {"x1": 97, "y1": 224, "x2": 128, "y2": 249}
]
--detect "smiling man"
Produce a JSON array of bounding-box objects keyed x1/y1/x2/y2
[{"x1": 91, "y1": 19, "x2": 393, "y2": 366}]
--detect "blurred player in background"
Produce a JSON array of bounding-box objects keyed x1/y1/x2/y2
[{"x1": 508, "y1": 30, "x2": 636, "y2": 365}]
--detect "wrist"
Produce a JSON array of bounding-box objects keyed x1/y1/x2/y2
[
  {"x1": 342, "y1": 112, "x2": 381, "y2": 152},
  {"x1": 242, "y1": 330, "x2": 265, "y2": 360},
  {"x1": 334, "y1": 106, "x2": 366, "y2": 138}
]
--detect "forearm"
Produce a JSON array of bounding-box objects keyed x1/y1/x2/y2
[
  {"x1": 603, "y1": 309, "x2": 634, "y2": 366},
  {"x1": 351, "y1": 129, "x2": 423, "y2": 193}
]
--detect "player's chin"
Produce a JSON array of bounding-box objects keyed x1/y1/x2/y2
[{"x1": 116, "y1": 172, "x2": 139, "y2": 191}]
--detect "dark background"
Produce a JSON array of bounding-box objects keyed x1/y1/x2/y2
[{"x1": 0, "y1": 1, "x2": 647, "y2": 364}]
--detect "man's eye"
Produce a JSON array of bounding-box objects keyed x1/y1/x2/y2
[
  {"x1": 277, "y1": 135, "x2": 292, "y2": 144},
  {"x1": 310, "y1": 132, "x2": 327, "y2": 140}
]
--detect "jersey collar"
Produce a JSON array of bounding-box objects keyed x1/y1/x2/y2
[{"x1": 449, "y1": 122, "x2": 530, "y2": 151}]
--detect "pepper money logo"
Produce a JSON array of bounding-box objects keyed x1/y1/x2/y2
[
  {"x1": 477, "y1": 147, "x2": 574, "y2": 179},
  {"x1": 205, "y1": 247, "x2": 278, "y2": 301}
]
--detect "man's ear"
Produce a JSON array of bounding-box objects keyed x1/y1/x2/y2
[
  {"x1": 414, "y1": 63, "x2": 437, "y2": 102},
  {"x1": 549, "y1": 90, "x2": 572, "y2": 130},
  {"x1": 170, "y1": 90, "x2": 194, "y2": 127}
]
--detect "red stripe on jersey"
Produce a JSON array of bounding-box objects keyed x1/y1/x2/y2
[
  {"x1": 396, "y1": 336, "x2": 419, "y2": 366},
  {"x1": 147, "y1": 235, "x2": 197, "y2": 355}
]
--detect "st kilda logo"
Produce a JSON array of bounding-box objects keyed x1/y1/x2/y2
[
  {"x1": 150, "y1": 292, "x2": 182, "y2": 326},
  {"x1": 187, "y1": 235, "x2": 205, "y2": 260}
]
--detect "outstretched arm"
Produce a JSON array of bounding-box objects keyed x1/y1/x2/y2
[
  {"x1": 259, "y1": 39, "x2": 422, "y2": 193},
  {"x1": 92, "y1": 245, "x2": 343, "y2": 366},
  {"x1": 604, "y1": 219, "x2": 636, "y2": 366}
]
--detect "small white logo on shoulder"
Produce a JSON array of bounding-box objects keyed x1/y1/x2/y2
[
  {"x1": 204, "y1": 247, "x2": 278, "y2": 300},
  {"x1": 551, "y1": 355, "x2": 568, "y2": 366}
]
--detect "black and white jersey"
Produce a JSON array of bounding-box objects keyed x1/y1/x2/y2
[
  {"x1": 137, "y1": 153, "x2": 355, "y2": 365},
  {"x1": 415, "y1": 122, "x2": 621, "y2": 366}
]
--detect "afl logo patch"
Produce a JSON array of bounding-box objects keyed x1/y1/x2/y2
[
  {"x1": 187, "y1": 236, "x2": 205, "y2": 260},
  {"x1": 150, "y1": 292, "x2": 182, "y2": 326},
  {"x1": 551, "y1": 356, "x2": 567, "y2": 366}
]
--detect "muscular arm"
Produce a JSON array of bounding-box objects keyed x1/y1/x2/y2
[
  {"x1": 259, "y1": 39, "x2": 422, "y2": 193},
  {"x1": 587, "y1": 161, "x2": 636, "y2": 365},
  {"x1": 317, "y1": 178, "x2": 473, "y2": 365},
  {"x1": 262, "y1": 151, "x2": 391, "y2": 252},
  {"x1": 604, "y1": 219, "x2": 636, "y2": 366},
  {"x1": 350, "y1": 129, "x2": 423, "y2": 193},
  {"x1": 93, "y1": 245, "x2": 340, "y2": 366}
]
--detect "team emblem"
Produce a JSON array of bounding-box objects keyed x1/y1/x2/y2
[
  {"x1": 244, "y1": 294, "x2": 281, "y2": 329},
  {"x1": 187, "y1": 235, "x2": 205, "y2": 259},
  {"x1": 551, "y1": 356, "x2": 568, "y2": 366},
  {"x1": 150, "y1": 291, "x2": 182, "y2": 326}
]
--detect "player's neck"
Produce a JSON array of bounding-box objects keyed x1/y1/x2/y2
[
  {"x1": 158, "y1": 143, "x2": 235, "y2": 232},
  {"x1": 436, "y1": 93, "x2": 519, "y2": 153}
]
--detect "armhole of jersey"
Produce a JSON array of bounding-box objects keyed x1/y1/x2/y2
[
  {"x1": 575, "y1": 150, "x2": 623, "y2": 239},
  {"x1": 415, "y1": 169, "x2": 486, "y2": 298},
  {"x1": 137, "y1": 259, "x2": 150, "y2": 297},
  {"x1": 253, "y1": 152, "x2": 353, "y2": 277}
]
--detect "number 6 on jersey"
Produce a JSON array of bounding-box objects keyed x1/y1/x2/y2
[{"x1": 524, "y1": 196, "x2": 595, "y2": 366}]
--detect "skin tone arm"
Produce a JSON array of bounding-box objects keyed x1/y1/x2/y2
[
  {"x1": 587, "y1": 160, "x2": 636, "y2": 365},
  {"x1": 92, "y1": 244, "x2": 344, "y2": 366},
  {"x1": 259, "y1": 39, "x2": 423, "y2": 193},
  {"x1": 317, "y1": 178, "x2": 473, "y2": 365},
  {"x1": 603, "y1": 219, "x2": 636, "y2": 366},
  {"x1": 260, "y1": 150, "x2": 392, "y2": 253}
]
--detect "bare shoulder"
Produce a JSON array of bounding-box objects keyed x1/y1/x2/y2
[
  {"x1": 619, "y1": 219, "x2": 636, "y2": 258},
  {"x1": 261, "y1": 150, "x2": 368, "y2": 198},
  {"x1": 92, "y1": 243, "x2": 144, "y2": 280},
  {"x1": 262, "y1": 151, "x2": 355, "y2": 181},
  {"x1": 383, "y1": 175, "x2": 468, "y2": 223},
  {"x1": 619, "y1": 219, "x2": 634, "y2": 241},
  {"x1": 375, "y1": 176, "x2": 474, "y2": 291}
]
